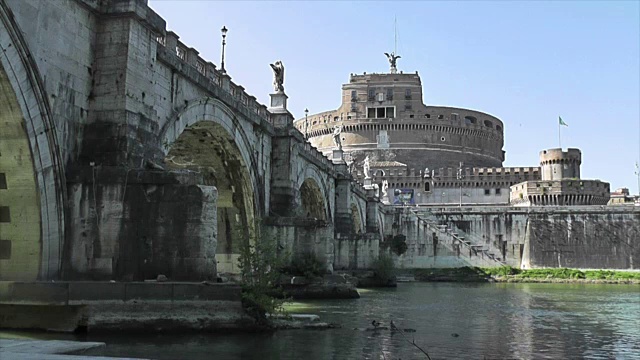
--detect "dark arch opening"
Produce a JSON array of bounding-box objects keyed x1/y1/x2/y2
[
  {"x1": 165, "y1": 121, "x2": 255, "y2": 275},
  {"x1": 299, "y1": 178, "x2": 326, "y2": 221}
]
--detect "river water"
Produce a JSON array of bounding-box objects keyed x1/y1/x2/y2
[{"x1": 3, "y1": 283, "x2": 640, "y2": 359}]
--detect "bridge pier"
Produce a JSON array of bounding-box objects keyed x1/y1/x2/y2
[{"x1": 63, "y1": 167, "x2": 218, "y2": 281}]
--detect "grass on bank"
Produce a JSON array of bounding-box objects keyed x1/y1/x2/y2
[{"x1": 413, "y1": 266, "x2": 640, "y2": 281}]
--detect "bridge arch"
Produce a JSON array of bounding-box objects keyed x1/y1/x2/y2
[
  {"x1": 296, "y1": 164, "x2": 332, "y2": 221},
  {"x1": 350, "y1": 195, "x2": 365, "y2": 234},
  {"x1": 299, "y1": 178, "x2": 327, "y2": 221},
  {"x1": 0, "y1": 3, "x2": 66, "y2": 280},
  {"x1": 160, "y1": 98, "x2": 261, "y2": 274}
]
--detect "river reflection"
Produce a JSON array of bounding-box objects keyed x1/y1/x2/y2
[{"x1": 2, "y1": 283, "x2": 639, "y2": 359}]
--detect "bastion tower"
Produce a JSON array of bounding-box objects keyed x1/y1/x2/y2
[
  {"x1": 293, "y1": 67, "x2": 505, "y2": 172},
  {"x1": 509, "y1": 148, "x2": 610, "y2": 206}
]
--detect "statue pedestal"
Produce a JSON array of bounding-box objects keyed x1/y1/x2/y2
[
  {"x1": 268, "y1": 92, "x2": 292, "y2": 128},
  {"x1": 269, "y1": 92, "x2": 288, "y2": 112},
  {"x1": 363, "y1": 178, "x2": 373, "y2": 187},
  {"x1": 332, "y1": 149, "x2": 345, "y2": 164}
]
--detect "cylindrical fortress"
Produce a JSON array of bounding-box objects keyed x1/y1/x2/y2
[
  {"x1": 294, "y1": 72, "x2": 505, "y2": 170},
  {"x1": 539, "y1": 148, "x2": 581, "y2": 180}
]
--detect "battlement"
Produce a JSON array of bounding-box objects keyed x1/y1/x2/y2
[
  {"x1": 347, "y1": 71, "x2": 422, "y2": 85},
  {"x1": 352, "y1": 166, "x2": 541, "y2": 190},
  {"x1": 539, "y1": 148, "x2": 582, "y2": 165},
  {"x1": 156, "y1": 32, "x2": 273, "y2": 124},
  {"x1": 510, "y1": 179, "x2": 610, "y2": 206},
  {"x1": 539, "y1": 148, "x2": 582, "y2": 180}
]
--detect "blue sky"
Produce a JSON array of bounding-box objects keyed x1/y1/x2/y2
[{"x1": 149, "y1": 0, "x2": 640, "y2": 192}]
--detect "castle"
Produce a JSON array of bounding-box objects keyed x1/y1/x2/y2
[{"x1": 295, "y1": 62, "x2": 611, "y2": 207}]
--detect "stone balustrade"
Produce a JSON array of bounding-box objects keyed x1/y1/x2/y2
[{"x1": 158, "y1": 31, "x2": 272, "y2": 125}]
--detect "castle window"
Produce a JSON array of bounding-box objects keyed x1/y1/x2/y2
[
  {"x1": 0, "y1": 240, "x2": 10, "y2": 259},
  {"x1": 351, "y1": 103, "x2": 357, "y2": 112},
  {"x1": 386, "y1": 107, "x2": 395, "y2": 118},
  {"x1": 405, "y1": 89, "x2": 412, "y2": 100},
  {"x1": 405, "y1": 103, "x2": 412, "y2": 111},
  {"x1": 376, "y1": 107, "x2": 385, "y2": 118},
  {"x1": 484, "y1": 120, "x2": 494, "y2": 128},
  {"x1": 334, "y1": 116, "x2": 339, "y2": 122},
  {"x1": 0, "y1": 173, "x2": 6, "y2": 189},
  {"x1": 386, "y1": 88, "x2": 393, "y2": 100},
  {"x1": 351, "y1": 90, "x2": 357, "y2": 102},
  {"x1": 0, "y1": 207, "x2": 10, "y2": 222},
  {"x1": 410, "y1": 114, "x2": 414, "y2": 118},
  {"x1": 495, "y1": 188, "x2": 501, "y2": 195},
  {"x1": 368, "y1": 88, "x2": 376, "y2": 101},
  {"x1": 464, "y1": 116, "x2": 477, "y2": 125},
  {"x1": 484, "y1": 189, "x2": 491, "y2": 195},
  {"x1": 438, "y1": 115, "x2": 444, "y2": 119},
  {"x1": 496, "y1": 125, "x2": 502, "y2": 131},
  {"x1": 425, "y1": 114, "x2": 431, "y2": 118},
  {"x1": 424, "y1": 182, "x2": 431, "y2": 192},
  {"x1": 451, "y1": 113, "x2": 459, "y2": 121},
  {"x1": 368, "y1": 108, "x2": 376, "y2": 118}
]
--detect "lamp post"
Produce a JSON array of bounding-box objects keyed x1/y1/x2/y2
[
  {"x1": 220, "y1": 26, "x2": 228, "y2": 74},
  {"x1": 304, "y1": 108, "x2": 309, "y2": 139},
  {"x1": 635, "y1": 162, "x2": 640, "y2": 199},
  {"x1": 457, "y1": 162, "x2": 464, "y2": 207}
]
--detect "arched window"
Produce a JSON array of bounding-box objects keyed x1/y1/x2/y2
[
  {"x1": 484, "y1": 120, "x2": 493, "y2": 128},
  {"x1": 464, "y1": 116, "x2": 477, "y2": 125}
]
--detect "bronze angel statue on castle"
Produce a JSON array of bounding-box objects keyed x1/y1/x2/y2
[{"x1": 384, "y1": 52, "x2": 401, "y2": 73}]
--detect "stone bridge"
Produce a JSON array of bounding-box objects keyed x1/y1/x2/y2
[
  {"x1": 0, "y1": 0, "x2": 380, "y2": 281},
  {"x1": 2, "y1": 0, "x2": 637, "y2": 282}
]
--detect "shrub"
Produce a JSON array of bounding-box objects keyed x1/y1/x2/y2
[
  {"x1": 381, "y1": 234, "x2": 408, "y2": 256},
  {"x1": 481, "y1": 266, "x2": 521, "y2": 276},
  {"x1": 237, "y1": 229, "x2": 288, "y2": 324},
  {"x1": 372, "y1": 253, "x2": 395, "y2": 284},
  {"x1": 283, "y1": 251, "x2": 326, "y2": 279}
]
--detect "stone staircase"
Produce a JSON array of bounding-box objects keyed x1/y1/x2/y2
[{"x1": 413, "y1": 212, "x2": 505, "y2": 267}]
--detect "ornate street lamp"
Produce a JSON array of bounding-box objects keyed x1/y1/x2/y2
[
  {"x1": 220, "y1": 26, "x2": 228, "y2": 74},
  {"x1": 304, "y1": 108, "x2": 309, "y2": 139}
]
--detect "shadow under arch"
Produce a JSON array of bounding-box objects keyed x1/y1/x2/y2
[
  {"x1": 164, "y1": 120, "x2": 256, "y2": 275},
  {"x1": 351, "y1": 203, "x2": 364, "y2": 235},
  {"x1": 299, "y1": 178, "x2": 327, "y2": 221},
  {"x1": 0, "y1": 2, "x2": 66, "y2": 280}
]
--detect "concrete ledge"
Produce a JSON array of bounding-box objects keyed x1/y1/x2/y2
[{"x1": 0, "y1": 282, "x2": 241, "y2": 304}]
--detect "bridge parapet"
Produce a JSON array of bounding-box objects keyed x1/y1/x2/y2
[{"x1": 157, "y1": 31, "x2": 272, "y2": 126}]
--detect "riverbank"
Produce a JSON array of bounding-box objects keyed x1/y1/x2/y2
[{"x1": 409, "y1": 267, "x2": 640, "y2": 284}]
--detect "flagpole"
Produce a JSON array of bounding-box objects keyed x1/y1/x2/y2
[{"x1": 559, "y1": 119, "x2": 561, "y2": 149}]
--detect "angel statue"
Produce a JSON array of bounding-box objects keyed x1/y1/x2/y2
[
  {"x1": 381, "y1": 180, "x2": 389, "y2": 198},
  {"x1": 384, "y1": 52, "x2": 401, "y2": 73},
  {"x1": 363, "y1": 156, "x2": 371, "y2": 179},
  {"x1": 270, "y1": 60, "x2": 285, "y2": 93},
  {"x1": 332, "y1": 125, "x2": 343, "y2": 150}
]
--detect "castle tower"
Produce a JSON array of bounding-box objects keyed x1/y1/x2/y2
[
  {"x1": 510, "y1": 148, "x2": 609, "y2": 206},
  {"x1": 539, "y1": 148, "x2": 581, "y2": 180}
]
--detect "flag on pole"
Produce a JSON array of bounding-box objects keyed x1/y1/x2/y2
[{"x1": 559, "y1": 116, "x2": 568, "y2": 127}]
